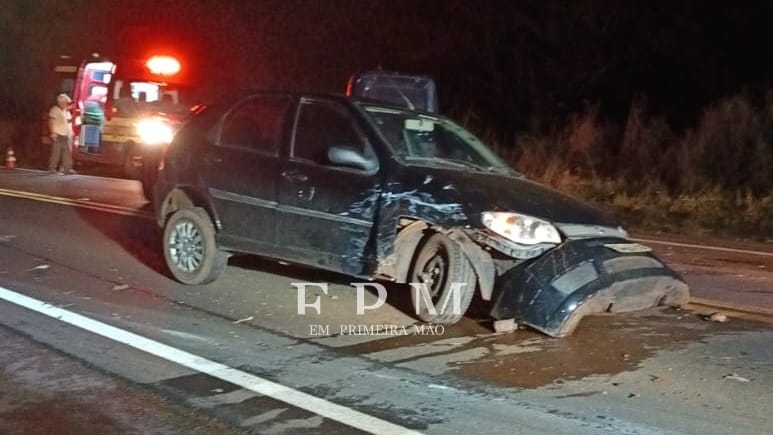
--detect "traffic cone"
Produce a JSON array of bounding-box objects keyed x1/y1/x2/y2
[{"x1": 5, "y1": 147, "x2": 16, "y2": 169}]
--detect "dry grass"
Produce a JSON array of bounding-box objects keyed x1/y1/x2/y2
[
  {"x1": 484, "y1": 91, "x2": 773, "y2": 241},
  {"x1": 542, "y1": 173, "x2": 773, "y2": 240}
]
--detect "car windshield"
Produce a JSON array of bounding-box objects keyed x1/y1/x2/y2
[{"x1": 362, "y1": 106, "x2": 516, "y2": 175}]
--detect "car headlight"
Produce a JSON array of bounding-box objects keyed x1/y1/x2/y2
[
  {"x1": 136, "y1": 118, "x2": 174, "y2": 145},
  {"x1": 481, "y1": 212, "x2": 562, "y2": 245}
]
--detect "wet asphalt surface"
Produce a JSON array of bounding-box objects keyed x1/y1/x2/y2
[{"x1": 0, "y1": 167, "x2": 772, "y2": 434}]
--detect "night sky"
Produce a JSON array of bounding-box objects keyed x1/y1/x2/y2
[{"x1": 2, "y1": 0, "x2": 773, "y2": 134}]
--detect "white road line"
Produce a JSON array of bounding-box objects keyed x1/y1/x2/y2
[
  {"x1": 0, "y1": 285, "x2": 421, "y2": 435},
  {"x1": 632, "y1": 237, "x2": 773, "y2": 258}
]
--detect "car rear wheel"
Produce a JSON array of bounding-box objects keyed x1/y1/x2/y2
[
  {"x1": 163, "y1": 207, "x2": 228, "y2": 285},
  {"x1": 409, "y1": 232, "x2": 476, "y2": 324}
]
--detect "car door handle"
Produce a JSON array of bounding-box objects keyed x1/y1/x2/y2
[{"x1": 281, "y1": 171, "x2": 308, "y2": 182}]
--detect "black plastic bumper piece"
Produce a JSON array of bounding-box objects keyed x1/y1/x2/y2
[{"x1": 490, "y1": 237, "x2": 690, "y2": 337}]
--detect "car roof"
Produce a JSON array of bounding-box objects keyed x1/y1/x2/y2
[{"x1": 201, "y1": 89, "x2": 437, "y2": 116}]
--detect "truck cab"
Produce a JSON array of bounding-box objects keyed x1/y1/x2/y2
[
  {"x1": 346, "y1": 70, "x2": 438, "y2": 113},
  {"x1": 68, "y1": 55, "x2": 187, "y2": 180}
]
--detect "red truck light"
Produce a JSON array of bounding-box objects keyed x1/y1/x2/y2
[{"x1": 146, "y1": 56, "x2": 180, "y2": 76}]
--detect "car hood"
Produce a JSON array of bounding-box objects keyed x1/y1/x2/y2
[{"x1": 396, "y1": 166, "x2": 619, "y2": 228}]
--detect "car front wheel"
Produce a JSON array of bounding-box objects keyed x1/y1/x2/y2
[
  {"x1": 163, "y1": 207, "x2": 228, "y2": 285},
  {"x1": 409, "y1": 232, "x2": 476, "y2": 325}
]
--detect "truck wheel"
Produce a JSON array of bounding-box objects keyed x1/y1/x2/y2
[
  {"x1": 123, "y1": 142, "x2": 142, "y2": 179},
  {"x1": 141, "y1": 178, "x2": 155, "y2": 202},
  {"x1": 408, "y1": 232, "x2": 476, "y2": 324},
  {"x1": 163, "y1": 207, "x2": 228, "y2": 285},
  {"x1": 140, "y1": 159, "x2": 157, "y2": 201}
]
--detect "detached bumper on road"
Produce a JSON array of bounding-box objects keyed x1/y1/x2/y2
[{"x1": 490, "y1": 238, "x2": 690, "y2": 337}]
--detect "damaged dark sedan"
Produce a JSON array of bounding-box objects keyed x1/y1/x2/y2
[{"x1": 152, "y1": 91, "x2": 689, "y2": 337}]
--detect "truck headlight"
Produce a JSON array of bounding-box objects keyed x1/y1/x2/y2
[
  {"x1": 137, "y1": 118, "x2": 173, "y2": 145},
  {"x1": 481, "y1": 212, "x2": 562, "y2": 245}
]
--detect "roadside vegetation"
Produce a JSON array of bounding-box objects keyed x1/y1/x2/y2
[{"x1": 472, "y1": 92, "x2": 773, "y2": 241}]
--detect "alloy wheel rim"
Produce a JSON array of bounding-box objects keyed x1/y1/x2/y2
[{"x1": 168, "y1": 220, "x2": 204, "y2": 273}]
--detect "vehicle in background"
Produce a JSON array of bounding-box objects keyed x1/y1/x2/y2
[
  {"x1": 45, "y1": 53, "x2": 189, "y2": 198},
  {"x1": 346, "y1": 70, "x2": 438, "y2": 113}
]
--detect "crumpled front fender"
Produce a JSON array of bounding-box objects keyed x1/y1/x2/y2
[{"x1": 490, "y1": 238, "x2": 690, "y2": 337}]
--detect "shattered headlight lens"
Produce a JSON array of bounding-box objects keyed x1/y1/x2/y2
[
  {"x1": 481, "y1": 212, "x2": 562, "y2": 245},
  {"x1": 137, "y1": 118, "x2": 174, "y2": 145}
]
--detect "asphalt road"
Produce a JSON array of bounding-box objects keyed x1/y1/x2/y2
[{"x1": 0, "y1": 167, "x2": 771, "y2": 434}]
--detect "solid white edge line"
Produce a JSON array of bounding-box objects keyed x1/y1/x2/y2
[
  {"x1": 632, "y1": 237, "x2": 773, "y2": 258},
  {"x1": 0, "y1": 286, "x2": 422, "y2": 435}
]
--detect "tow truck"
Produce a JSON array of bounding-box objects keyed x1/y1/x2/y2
[{"x1": 48, "y1": 53, "x2": 190, "y2": 198}]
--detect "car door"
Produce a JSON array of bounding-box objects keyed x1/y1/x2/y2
[
  {"x1": 276, "y1": 97, "x2": 381, "y2": 276},
  {"x1": 199, "y1": 94, "x2": 293, "y2": 251}
]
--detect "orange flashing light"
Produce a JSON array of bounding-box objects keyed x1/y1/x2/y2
[{"x1": 146, "y1": 56, "x2": 180, "y2": 76}]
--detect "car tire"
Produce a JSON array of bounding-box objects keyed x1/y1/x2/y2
[
  {"x1": 408, "y1": 232, "x2": 476, "y2": 324},
  {"x1": 163, "y1": 207, "x2": 228, "y2": 285}
]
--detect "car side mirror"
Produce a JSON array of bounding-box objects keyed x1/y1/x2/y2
[{"x1": 327, "y1": 146, "x2": 377, "y2": 172}]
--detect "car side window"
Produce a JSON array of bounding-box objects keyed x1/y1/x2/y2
[
  {"x1": 219, "y1": 96, "x2": 291, "y2": 155},
  {"x1": 292, "y1": 100, "x2": 370, "y2": 165}
]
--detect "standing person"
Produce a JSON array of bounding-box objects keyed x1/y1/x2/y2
[{"x1": 48, "y1": 93, "x2": 75, "y2": 174}]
